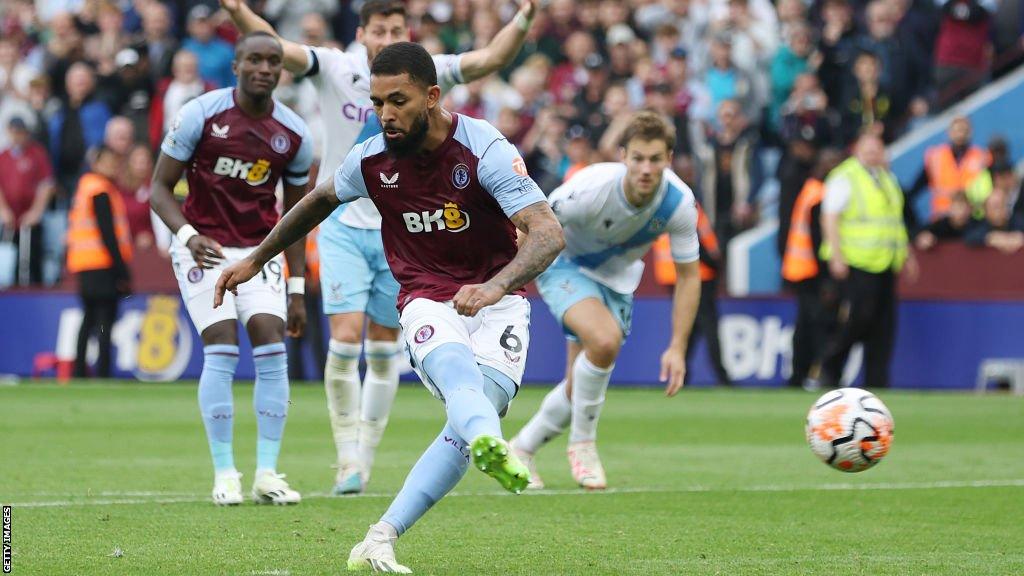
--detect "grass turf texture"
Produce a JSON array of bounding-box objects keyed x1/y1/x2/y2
[{"x1": 2, "y1": 382, "x2": 1023, "y2": 575}]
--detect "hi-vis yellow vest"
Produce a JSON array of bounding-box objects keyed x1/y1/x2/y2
[{"x1": 819, "y1": 158, "x2": 908, "y2": 273}]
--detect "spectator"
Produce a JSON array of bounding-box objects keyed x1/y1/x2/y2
[
  {"x1": 260, "y1": 0, "x2": 339, "y2": 44},
  {"x1": 694, "y1": 99, "x2": 760, "y2": 248},
  {"x1": 0, "y1": 117, "x2": 56, "y2": 284},
  {"x1": 562, "y1": 124, "x2": 594, "y2": 182},
  {"x1": 0, "y1": 37, "x2": 39, "y2": 101},
  {"x1": 636, "y1": 0, "x2": 711, "y2": 73},
  {"x1": 149, "y1": 49, "x2": 213, "y2": 149},
  {"x1": 521, "y1": 108, "x2": 569, "y2": 193},
  {"x1": 703, "y1": 33, "x2": 757, "y2": 122},
  {"x1": 140, "y1": 2, "x2": 179, "y2": 81},
  {"x1": 571, "y1": 53, "x2": 611, "y2": 142},
  {"x1": 965, "y1": 190, "x2": 1024, "y2": 252},
  {"x1": 103, "y1": 115, "x2": 135, "y2": 157},
  {"x1": 181, "y1": 4, "x2": 235, "y2": 89},
  {"x1": 715, "y1": 0, "x2": 779, "y2": 118},
  {"x1": 769, "y1": 23, "x2": 816, "y2": 135},
  {"x1": 854, "y1": 0, "x2": 930, "y2": 126},
  {"x1": 44, "y1": 12, "x2": 86, "y2": 102},
  {"x1": 68, "y1": 145, "x2": 132, "y2": 378},
  {"x1": 933, "y1": 0, "x2": 996, "y2": 103},
  {"x1": 48, "y1": 62, "x2": 112, "y2": 196},
  {"x1": 914, "y1": 191, "x2": 977, "y2": 250},
  {"x1": 299, "y1": 12, "x2": 336, "y2": 49},
  {"x1": 818, "y1": 132, "x2": 916, "y2": 389},
  {"x1": 816, "y1": 0, "x2": 858, "y2": 108},
  {"x1": 0, "y1": 90, "x2": 36, "y2": 152},
  {"x1": 503, "y1": 8, "x2": 562, "y2": 79},
  {"x1": 547, "y1": 30, "x2": 595, "y2": 106},
  {"x1": 438, "y1": 0, "x2": 474, "y2": 54},
  {"x1": 838, "y1": 50, "x2": 895, "y2": 145},
  {"x1": 84, "y1": 1, "x2": 129, "y2": 73},
  {"x1": 905, "y1": 115, "x2": 991, "y2": 223},
  {"x1": 120, "y1": 143, "x2": 155, "y2": 249},
  {"x1": 605, "y1": 24, "x2": 638, "y2": 83},
  {"x1": 95, "y1": 48, "x2": 153, "y2": 143}
]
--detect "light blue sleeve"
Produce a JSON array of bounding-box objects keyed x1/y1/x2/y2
[
  {"x1": 477, "y1": 137, "x2": 546, "y2": 218},
  {"x1": 160, "y1": 98, "x2": 205, "y2": 162},
  {"x1": 333, "y1": 143, "x2": 369, "y2": 203},
  {"x1": 284, "y1": 126, "x2": 314, "y2": 186}
]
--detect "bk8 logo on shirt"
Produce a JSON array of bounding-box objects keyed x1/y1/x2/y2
[
  {"x1": 402, "y1": 202, "x2": 470, "y2": 233},
  {"x1": 212, "y1": 156, "x2": 272, "y2": 186}
]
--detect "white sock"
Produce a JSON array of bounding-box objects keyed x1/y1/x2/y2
[
  {"x1": 325, "y1": 339, "x2": 361, "y2": 469},
  {"x1": 514, "y1": 380, "x2": 571, "y2": 453},
  {"x1": 569, "y1": 354, "x2": 613, "y2": 444},
  {"x1": 359, "y1": 340, "x2": 401, "y2": 480}
]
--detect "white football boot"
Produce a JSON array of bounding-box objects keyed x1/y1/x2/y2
[
  {"x1": 211, "y1": 470, "x2": 244, "y2": 506},
  {"x1": 567, "y1": 441, "x2": 607, "y2": 490},
  {"x1": 333, "y1": 464, "x2": 364, "y2": 496},
  {"x1": 509, "y1": 437, "x2": 545, "y2": 489},
  {"x1": 347, "y1": 522, "x2": 411, "y2": 573},
  {"x1": 251, "y1": 470, "x2": 302, "y2": 505}
]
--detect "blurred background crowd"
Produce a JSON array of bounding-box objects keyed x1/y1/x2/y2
[{"x1": 2, "y1": 0, "x2": 1024, "y2": 289}]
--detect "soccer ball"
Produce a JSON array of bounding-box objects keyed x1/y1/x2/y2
[{"x1": 806, "y1": 387, "x2": 894, "y2": 472}]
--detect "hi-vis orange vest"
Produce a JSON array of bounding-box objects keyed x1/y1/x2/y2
[
  {"x1": 924, "y1": 144, "x2": 990, "y2": 215},
  {"x1": 654, "y1": 204, "x2": 718, "y2": 285},
  {"x1": 781, "y1": 178, "x2": 825, "y2": 283},
  {"x1": 306, "y1": 227, "x2": 320, "y2": 285},
  {"x1": 66, "y1": 173, "x2": 133, "y2": 273}
]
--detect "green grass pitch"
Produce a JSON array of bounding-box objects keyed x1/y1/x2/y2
[{"x1": 2, "y1": 381, "x2": 1023, "y2": 575}]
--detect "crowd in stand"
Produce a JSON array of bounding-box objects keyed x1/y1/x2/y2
[{"x1": 1, "y1": 0, "x2": 1024, "y2": 289}]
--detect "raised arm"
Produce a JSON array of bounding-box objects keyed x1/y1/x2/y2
[
  {"x1": 457, "y1": 0, "x2": 537, "y2": 82},
  {"x1": 452, "y1": 201, "x2": 564, "y2": 316},
  {"x1": 214, "y1": 179, "x2": 340, "y2": 306},
  {"x1": 220, "y1": 0, "x2": 310, "y2": 74}
]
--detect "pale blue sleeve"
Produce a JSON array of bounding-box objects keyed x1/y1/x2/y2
[
  {"x1": 284, "y1": 125, "x2": 314, "y2": 186},
  {"x1": 333, "y1": 143, "x2": 369, "y2": 203},
  {"x1": 160, "y1": 98, "x2": 205, "y2": 161},
  {"x1": 669, "y1": 195, "x2": 700, "y2": 264},
  {"x1": 477, "y1": 137, "x2": 546, "y2": 218}
]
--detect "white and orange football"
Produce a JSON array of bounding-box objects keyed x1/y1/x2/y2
[{"x1": 806, "y1": 387, "x2": 894, "y2": 473}]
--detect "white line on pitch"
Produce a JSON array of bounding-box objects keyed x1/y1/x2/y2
[{"x1": 7, "y1": 478, "x2": 1024, "y2": 508}]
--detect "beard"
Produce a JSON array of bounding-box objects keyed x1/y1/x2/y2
[{"x1": 382, "y1": 110, "x2": 430, "y2": 156}]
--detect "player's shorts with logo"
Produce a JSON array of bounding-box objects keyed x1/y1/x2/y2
[
  {"x1": 536, "y1": 256, "x2": 634, "y2": 341},
  {"x1": 317, "y1": 216, "x2": 400, "y2": 327},
  {"x1": 170, "y1": 239, "x2": 287, "y2": 333},
  {"x1": 400, "y1": 295, "x2": 530, "y2": 401}
]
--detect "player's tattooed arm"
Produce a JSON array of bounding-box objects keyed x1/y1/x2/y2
[
  {"x1": 214, "y1": 180, "x2": 340, "y2": 307},
  {"x1": 453, "y1": 201, "x2": 564, "y2": 317}
]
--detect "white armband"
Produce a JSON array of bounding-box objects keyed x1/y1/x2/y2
[
  {"x1": 176, "y1": 224, "x2": 199, "y2": 245},
  {"x1": 286, "y1": 277, "x2": 305, "y2": 295}
]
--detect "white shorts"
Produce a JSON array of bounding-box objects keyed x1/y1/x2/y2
[
  {"x1": 400, "y1": 295, "x2": 531, "y2": 400},
  {"x1": 170, "y1": 239, "x2": 287, "y2": 334}
]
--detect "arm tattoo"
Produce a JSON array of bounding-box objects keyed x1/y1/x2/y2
[
  {"x1": 251, "y1": 181, "x2": 339, "y2": 266},
  {"x1": 489, "y1": 202, "x2": 565, "y2": 293}
]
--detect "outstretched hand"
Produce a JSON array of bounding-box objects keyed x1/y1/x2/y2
[
  {"x1": 660, "y1": 346, "x2": 686, "y2": 397},
  {"x1": 519, "y1": 0, "x2": 538, "y2": 20},
  {"x1": 219, "y1": 0, "x2": 242, "y2": 13},
  {"x1": 214, "y1": 258, "x2": 261, "y2": 308}
]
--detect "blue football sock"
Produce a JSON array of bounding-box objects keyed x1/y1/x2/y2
[
  {"x1": 380, "y1": 353, "x2": 514, "y2": 536},
  {"x1": 421, "y1": 343, "x2": 501, "y2": 442},
  {"x1": 381, "y1": 421, "x2": 469, "y2": 536},
  {"x1": 253, "y1": 342, "x2": 289, "y2": 472},
  {"x1": 199, "y1": 344, "x2": 239, "y2": 473}
]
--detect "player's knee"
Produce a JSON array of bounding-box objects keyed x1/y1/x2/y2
[
  {"x1": 366, "y1": 321, "x2": 400, "y2": 342},
  {"x1": 329, "y1": 314, "x2": 365, "y2": 343},
  {"x1": 201, "y1": 321, "x2": 238, "y2": 347},
  {"x1": 584, "y1": 334, "x2": 622, "y2": 368},
  {"x1": 247, "y1": 314, "x2": 285, "y2": 346}
]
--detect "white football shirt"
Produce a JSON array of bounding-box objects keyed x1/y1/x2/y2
[
  {"x1": 548, "y1": 163, "x2": 700, "y2": 294},
  {"x1": 303, "y1": 46, "x2": 463, "y2": 229}
]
